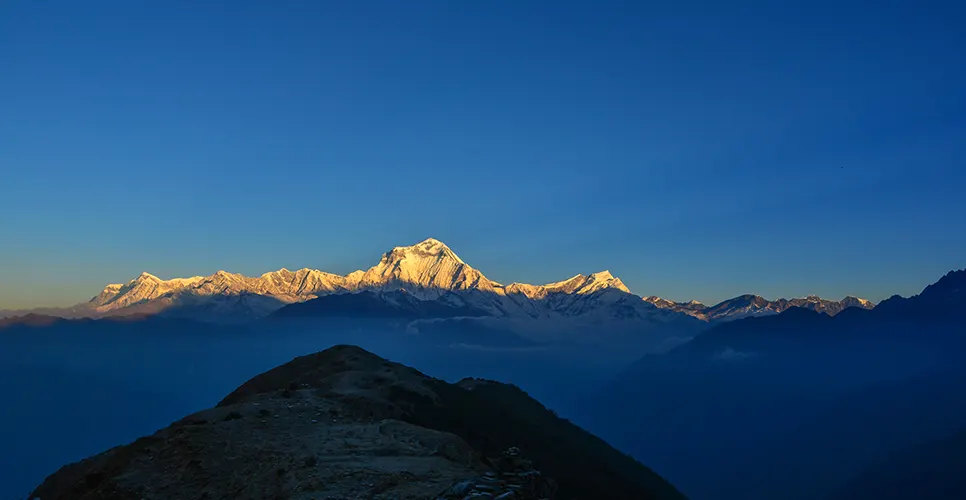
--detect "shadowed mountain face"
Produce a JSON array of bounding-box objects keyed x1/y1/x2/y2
[
  {"x1": 30, "y1": 345, "x2": 686, "y2": 500},
  {"x1": 872, "y1": 269, "x2": 965, "y2": 321},
  {"x1": 740, "y1": 369, "x2": 966, "y2": 500},
  {"x1": 828, "y1": 426, "x2": 966, "y2": 500},
  {"x1": 578, "y1": 269, "x2": 966, "y2": 500},
  {"x1": 0, "y1": 313, "x2": 69, "y2": 328},
  {"x1": 269, "y1": 290, "x2": 492, "y2": 320}
]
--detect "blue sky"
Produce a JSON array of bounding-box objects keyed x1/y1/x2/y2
[{"x1": 1, "y1": 0, "x2": 964, "y2": 308}]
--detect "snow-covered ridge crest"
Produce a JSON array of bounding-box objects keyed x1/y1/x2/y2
[
  {"x1": 506, "y1": 271, "x2": 629, "y2": 299},
  {"x1": 89, "y1": 238, "x2": 632, "y2": 318},
  {"x1": 643, "y1": 292, "x2": 877, "y2": 322}
]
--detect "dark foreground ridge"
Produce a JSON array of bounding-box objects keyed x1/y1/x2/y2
[{"x1": 30, "y1": 345, "x2": 685, "y2": 500}]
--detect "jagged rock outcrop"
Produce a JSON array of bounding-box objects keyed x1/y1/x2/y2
[{"x1": 29, "y1": 345, "x2": 686, "y2": 500}]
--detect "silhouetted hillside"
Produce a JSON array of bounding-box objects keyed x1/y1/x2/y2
[
  {"x1": 724, "y1": 369, "x2": 966, "y2": 500},
  {"x1": 32, "y1": 345, "x2": 685, "y2": 500},
  {"x1": 219, "y1": 345, "x2": 685, "y2": 500},
  {"x1": 654, "y1": 268, "x2": 965, "y2": 362},
  {"x1": 873, "y1": 269, "x2": 965, "y2": 320},
  {"x1": 0, "y1": 314, "x2": 69, "y2": 329},
  {"x1": 579, "y1": 269, "x2": 966, "y2": 500}
]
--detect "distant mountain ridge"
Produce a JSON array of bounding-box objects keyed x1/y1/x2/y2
[
  {"x1": 872, "y1": 269, "x2": 965, "y2": 321},
  {"x1": 82, "y1": 238, "x2": 659, "y2": 323},
  {"x1": 643, "y1": 293, "x2": 875, "y2": 322},
  {"x1": 585, "y1": 267, "x2": 965, "y2": 500},
  {"x1": 86, "y1": 239, "x2": 634, "y2": 311},
  {"x1": 0, "y1": 239, "x2": 658, "y2": 325},
  {"x1": 1, "y1": 238, "x2": 873, "y2": 325}
]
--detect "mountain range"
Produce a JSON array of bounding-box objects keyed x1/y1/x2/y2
[
  {"x1": 4, "y1": 239, "x2": 963, "y2": 500},
  {"x1": 643, "y1": 294, "x2": 874, "y2": 322},
  {"x1": 0, "y1": 238, "x2": 876, "y2": 328}
]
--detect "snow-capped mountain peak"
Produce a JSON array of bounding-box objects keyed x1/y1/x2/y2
[
  {"x1": 577, "y1": 271, "x2": 630, "y2": 294},
  {"x1": 347, "y1": 238, "x2": 493, "y2": 298},
  {"x1": 89, "y1": 272, "x2": 205, "y2": 309},
  {"x1": 409, "y1": 237, "x2": 463, "y2": 263},
  {"x1": 540, "y1": 271, "x2": 629, "y2": 295},
  {"x1": 375, "y1": 237, "x2": 466, "y2": 266},
  {"x1": 83, "y1": 238, "x2": 646, "y2": 323},
  {"x1": 644, "y1": 296, "x2": 678, "y2": 309},
  {"x1": 842, "y1": 296, "x2": 875, "y2": 308}
]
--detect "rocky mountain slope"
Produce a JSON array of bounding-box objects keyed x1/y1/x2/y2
[
  {"x1": 29, "y1": 345, "x2": 685, "y2": 500},
  {"x1": 643, "y1": 293, "x2": 875, "y2": 322}
]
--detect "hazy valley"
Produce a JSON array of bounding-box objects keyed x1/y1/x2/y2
[{"x1": 1, "y1": 239, "x2": 963, "y2": 499}]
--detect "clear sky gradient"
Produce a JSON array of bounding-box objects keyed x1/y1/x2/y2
[{"x1": 1, "y1": 0, "x2": 964, "y2": 309}]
